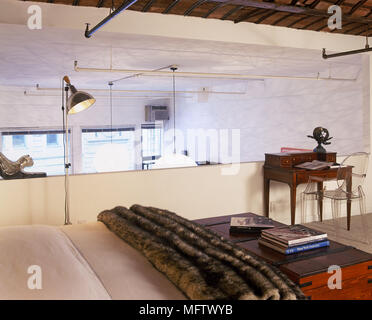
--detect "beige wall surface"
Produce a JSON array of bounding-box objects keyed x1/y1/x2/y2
[{"x1": 0, "y1": 162, "x2": 263, "y2": 226}]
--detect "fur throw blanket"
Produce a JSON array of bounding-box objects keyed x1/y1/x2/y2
[{"x1": 98, "y1": 205, "x2": 306, "y2": 300}]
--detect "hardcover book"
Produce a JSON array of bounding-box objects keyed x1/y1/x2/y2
[
  {"x1": 294, "y1": 160, "x2": 334, "y2": 170},
  {"x1": 258, "y1": 238, "x2": 330, "y2": 255},
  {"x1": 229, "y1": 216, "x2": 275, "y2": 233},
  {"x1": 261, "y1": 225, "x2": 327, "y2": 246},
  {"x1": 260, "y1": 233, "x2": 326, "y2": 248}
]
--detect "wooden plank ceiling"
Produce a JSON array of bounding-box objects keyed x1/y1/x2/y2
[{"x1": 23, "y1": 0, "x2": 372, "y2": 36}]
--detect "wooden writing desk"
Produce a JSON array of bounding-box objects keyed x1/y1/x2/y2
[{"x1": 263, "y1": 151, "x2": 352, "y2": 228}]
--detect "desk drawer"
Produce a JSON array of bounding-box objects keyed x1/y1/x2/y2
[
  {"x1": 299, "y1": 261, "x2": 372, "y2": 300},
  {"x1": 296, "y1": 171, "x2": 338, "y2": 184},
  {"x1": 265, "y1": 152, "x2": 337, "y2": 168},
  {"x1": 291, "y1": 154, "x2": 315, "y2": 165},
  {"x1": 266, "y1": 152, "x2": 317, "y2": 168}
]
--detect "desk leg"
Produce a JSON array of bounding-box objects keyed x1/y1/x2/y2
[
  {"x1": 264, "y1": 177, "x2": 270, "y2": 218},
  {"x1": 317, "y1": 182, "x2": 323, "y2": 222},
  {"x1": 290, "y1": 184, "x2": 296, "y2": 225},
  {"x1": 346, "y1": 175, "x2": 352, "y2": 231}
]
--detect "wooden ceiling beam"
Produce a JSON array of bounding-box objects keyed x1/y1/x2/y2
[
  {"x1": 142, "y1": 0, "x2": 157, "y2": 11},
  {"x1": 163, "y1": 0, "x2": 182, "y2": 13},
  {"x1": 234, "y1": 8, "x2": 263, "y2": 23},
  {"x1": 356, "y1": 27, "x2": 371, "y2": 35},
  {"x1": 315, "y1": 20, "x2": 364, "y2": 33},
  {"x1": 272, "y1": 12, "x2": 292, "y2": 25},
  {"x1": 345, "y1": 24, "x2": 368, "y2": 34},
  {"x1": 364, "y1": 11, "x2": 372, "y2": 18},
  {"x1": 184, "y1": 0, "x2": 209, "y2": 16},
  {"x1": 221, "y1": 5, "x2": 244, "y2": 19},
  {"x1": 315, "y1": 0, "x2": 370, "y2": 33},
  {"x1": 203, "y1": 2, "x2": 226, "y2": 18},
  {"x1": 349, "y1": 0, "x2": 368, "y2": 16},
  {"x1": 308, "y1": 0, "x2": 321, "y2": 9},
  {"x1": 97, "y1": 0, "x2": 105, "y2": 7},
  {"x1": 322, "y1": 0, "x2": 367, "y2": 10},
  {"x1": 287, "y1": 15, "x2": 311, "y2": 27},
  {"x1": 356, "y1": 30, "x2": 367, "y2": 35},
  {"x1": 334, "y1": 0, "x2": 345, "y2": 5},
  {"x1": 315, "y1": 23, "x2": 328, "y2": 31},
  {"x1": 300, "y1": 16, "x2": 323, "y2": 29},
  {"x1": 330, "y1": 21, "x2": 354, "y2": 32},
  {"x1": 209, "y1": 0, "x2": 372, "y2": 24},
  {"x1": 254, "y1": 10, "x2": 277, "y2": 24}
]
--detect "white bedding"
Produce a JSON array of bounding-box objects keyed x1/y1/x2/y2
[{"x1": 0, "y1": 222, "x2": 185, "y2": 300}]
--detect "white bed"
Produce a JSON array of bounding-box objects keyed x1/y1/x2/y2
[{"x1": 0, "y1": 222, "x2": 186, "y2": 300}]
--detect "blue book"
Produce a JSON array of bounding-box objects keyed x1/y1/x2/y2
[
  {"x1": 285, "y1": 240, "x2": 330, "y2": 254},
  {"x1": 259, "y1": 239, "x2": 330, "y2": 255}
]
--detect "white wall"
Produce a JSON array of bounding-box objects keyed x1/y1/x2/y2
[
  {"x1": 1, "y1": 0, "x2": 372, "y2": 227},
  {"x1": 176, "y1": 67, "x2": 370, "y2": 162}
]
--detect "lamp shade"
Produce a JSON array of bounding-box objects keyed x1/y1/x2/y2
[{"x1": 67, "y1": 90, "x2": 96, "y2": 114}]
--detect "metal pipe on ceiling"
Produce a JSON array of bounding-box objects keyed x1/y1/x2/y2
[
  {"x1": 73, "y1": 60, "x2": 357, "y2": 82},
  {"x1": 322, "y1": 31, "x2": 372, "y2": 59},
  {"x1": 322, "y1": 46, "x2": 372, "y2": 59},
  {"x1": 85, "y1": 0, "x2": 139, "y2": 38}
]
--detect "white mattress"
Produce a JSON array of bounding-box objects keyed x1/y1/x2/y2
[{"x1": 0, "y1": 222, "x2": 185, "y2": 300}]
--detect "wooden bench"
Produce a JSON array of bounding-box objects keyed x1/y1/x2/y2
[{"x1": 194, "y1": 212, "x2": 372, "y2": 300}]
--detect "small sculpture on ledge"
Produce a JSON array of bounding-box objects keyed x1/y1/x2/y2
[
  {"x1": 307, "y1": 127, "x2": 332, "y2": 153},
  {"x1": 0, "y1": 152, "x2": 47, "y2": 180}
]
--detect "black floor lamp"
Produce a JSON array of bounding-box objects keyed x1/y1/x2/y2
[{"x1": 62, "y1": 76, "x2": 96, "y2": 225}]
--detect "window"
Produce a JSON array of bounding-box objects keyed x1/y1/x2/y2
[
  {"x1": 1, "y1": 130, "x2": 69, "y2": 176},
  {"x1": 81, "y1": 127, "x2": 135, "y2": 173},
  {"x1": 141, "y1": 124, "x2": 163, "y2": 170},
  {"x1": 12, "y1": 135, "x2": 26, "y2": 148},
  {"x1": 47, "y1": 134, "x2": 58, "y2": 146}
]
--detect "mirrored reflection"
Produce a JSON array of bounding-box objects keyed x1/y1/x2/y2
[
  {"x1": 0, "y1": 125, "x2": 243, "y2": 178},
  {"x1": 1, "y1": 130, "x2": 68, "y2": 176}
]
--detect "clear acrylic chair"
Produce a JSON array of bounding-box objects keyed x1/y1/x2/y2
[
  {"x1": 301, "y1": 175, "x2": 326, "y2": 225},
  {"x1": 301, "y1": 152, "x2": 370, "y2": 244}
]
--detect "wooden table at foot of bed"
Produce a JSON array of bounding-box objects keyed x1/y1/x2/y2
[{"x1": 193, "y1": 212, "x2": 372, "y2": 300}]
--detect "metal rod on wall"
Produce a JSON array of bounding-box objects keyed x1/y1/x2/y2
[
  {"x1": 35, "y1": 85, "x2": 247, "y2": 95},
  {"x1": 73, "y1": 61, "x2": 357, "y2": 82},
  {"x1": 24, "y1": 91, "x2": 174, "y2": 99}
]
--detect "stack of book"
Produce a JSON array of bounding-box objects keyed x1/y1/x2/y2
[
  {"x1": 258, "y1": 225, "x2": 329, "y2": 255},
  {"x1": 229, "y1": 216, "x2": 275, "y2": 234}
]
